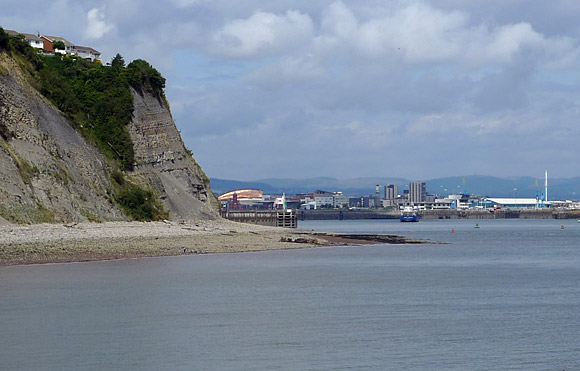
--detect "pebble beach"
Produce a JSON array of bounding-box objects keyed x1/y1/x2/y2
[
  {"x1": 0, "y1": 219, "x2": 435, "y2": 266},
  {"x1": 0, "y1": 219, "x2": 336, "y2": 266}
]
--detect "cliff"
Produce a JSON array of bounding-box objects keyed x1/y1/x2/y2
[
  {"x1": 0, "y1": 51, "x2": 217, "y2": 223},
  {"x1": 128, "y1": 89, "x2": 219, "y2": 220}
]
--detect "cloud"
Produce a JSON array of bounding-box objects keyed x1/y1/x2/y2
[
  {"x1": 169, "y1": 0, "x2": 207, "y2": 8},
  {"x1": 4, "y1": 0, "x2": 580, "y2": 179},
  {"x1": 211, "y1": 9, "x2": 314, "y2": 58},
  {"x1": 358, "y1": 2, "x2": 469, "y2": 62},
  {"x1": 310, "y1": 2, "x2": 578, "y2": 68},
  {"x1": 85, "y1": 8, "x2": 113, "y2": 40}
]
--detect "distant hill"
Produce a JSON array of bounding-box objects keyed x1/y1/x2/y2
[{"x1": 210, "y1": 175, "x2": 580, "y2": 201}]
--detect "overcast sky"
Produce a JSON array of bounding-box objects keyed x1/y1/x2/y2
[{"x1": 2, "y1": 0, "x2": 580, "y2": 181}]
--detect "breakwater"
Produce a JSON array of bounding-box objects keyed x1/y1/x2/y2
[
  {"x1": 298, "y1": 209, "x2": 580, "y2": 220},
  {"x1": 299, "y1": 210, "x2": 399, "y2": 220}
]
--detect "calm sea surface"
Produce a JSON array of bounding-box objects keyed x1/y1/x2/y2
[{"x1": 1, "y1": 219, "x2": 580, "y2": 370}]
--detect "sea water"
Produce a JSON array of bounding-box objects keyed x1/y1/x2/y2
[{"x1": 1, "y1": 219, "x2": 579, "y2": 370}]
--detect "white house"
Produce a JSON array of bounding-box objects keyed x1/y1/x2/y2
[
  {"x1": 4, "y1": 30, "x2": 44, "y2": 49},
  {"x1": 71, "y1": 45, "x2": 101, "y2": 61}
]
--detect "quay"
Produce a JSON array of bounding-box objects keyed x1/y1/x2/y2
[
  {"x1": 297, "y1": 209, "x2": 580, "y2": 220},
  {"x1": 222, "y1": 209, "x2": 297, "y2": 228}
]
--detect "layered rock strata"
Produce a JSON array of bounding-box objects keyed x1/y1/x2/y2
[
  {"x1": 127, "y1": 89, "x2": 218, "y2": 220},
  {"x1": 0, "y1": 53, "x2": 124, "y2": 223},
  {"x1": 0, "y1": 52, "x2": 217, "y2": 223}
]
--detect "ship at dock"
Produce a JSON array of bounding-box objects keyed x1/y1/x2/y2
[{"x1": 400, "y1": 206, "x2": 419, "y2": 222}]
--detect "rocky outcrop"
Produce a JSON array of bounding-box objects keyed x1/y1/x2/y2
[
  {"x1": 0, "y1": 53, "x2": 124, "y2": 223},
  {"x1": 0, "y1": 52, "x2": 218, "y2": 223},
  {"x1": 128, "y1": 89, "x2": 219, "y2": 220}
]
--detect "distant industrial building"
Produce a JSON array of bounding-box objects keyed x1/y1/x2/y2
[
  {"x1": 397, "y1": 199, "x2": 454, "y2": 210},
  {"x1": 313, "y1": 190, "x2": 334, "y2": 208},
  {"x1": 385, "y1": 184, "x2": 398, "y2": 200},
  {"x1": 218, "y1": 189, "x2": 273, "y2": 210},
  {"x1": 473, "y1": 198, "x2": 552, "y2": 210},
  {"x1": 349, "y1": 196, "x2": 377, "y2": 208},
  {"x1": 218, "y1": 189, "x2": 263, "y2": 201},
  {"x1": 383, "y1": 184, "x2": 398, "y2": 207}
]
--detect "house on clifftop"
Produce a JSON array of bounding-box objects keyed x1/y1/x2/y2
[
  {"x1": 70, "y1": 45, "x2": 101, "y2": 61},
  {"x1": 4, "y1": 29, "x2": 101, "y2": 62},
  {"x1": 4, "y1": 29, "x2": 44, "y2": 49},
  {"x1": 40, "y1": 35, "x2": 75, "y2": 54}
]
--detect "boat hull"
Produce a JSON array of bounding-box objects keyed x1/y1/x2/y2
[{"x1": 400, "y1": 214, "x2": 419, "y2": 222}]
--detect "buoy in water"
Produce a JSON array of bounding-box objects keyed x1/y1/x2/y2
[
  {"x1": 451, "y1": 228, "x2": 455, "y2": 233},
  {"x1": 561, "y1": 225, "x2": 565, "y2": 230},
  {"x1": 475, "y1": 223, "x2": 480, "y2": 229}
]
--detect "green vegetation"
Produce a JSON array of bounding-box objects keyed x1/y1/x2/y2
[
  {"x1": 52, "y1": 40, "x2": 65, "y2": 51},
  {"x1": 0, "y1": 202, "x2": 55, "y2": 224},
  {"x1": 1, "y1": 27, "x2": 167, "y2": 171},
  {"x1": 1, "y1": 26, "x2": 170, "y2": 222},
  {"x1": 0, "y1": 27, "x2": 9, "y2": 50},
  {"x1": 53, "y1": 160, "x2": 71, "y2": 185},
  {"x1": 81, "y1": 210, "x2": 103, "y2": 223},
  {"x1": 38, "y1": 55, "x2": 137, "y2": 170},
  {"x1": 112, "y1": 172, "x2": 168, "y2": 221},
  {"x1": 126, "y1": 59, "x2": 166, "y2": 100},
  {"x1": 15, "y1": 156, "x2": 40, "y2": 185},
  {"x1": 1, "y1": 141, "x2": 39, "y2": 185}
]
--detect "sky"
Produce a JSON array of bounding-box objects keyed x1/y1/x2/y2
[{"x1": 2, "y1": 0, "x2": 580, "y2": 181}]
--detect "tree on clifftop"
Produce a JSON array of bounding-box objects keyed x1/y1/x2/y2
[
  {"x1": 111, "y1": 53, "x2": 125, "y2": 69},
  {"x1": 127, "y1": 59, "x2": 166, "y2": 99},
  {"x1": 52, "y1": 40, "x2": 65, "y2": 52},
  {"x1": 0, "y1": 27, "x2": 10, "y2": 50}
]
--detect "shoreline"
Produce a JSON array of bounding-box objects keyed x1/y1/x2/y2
[{"x1": 0, "y1": 220, "x2": 434, "y2": 266}]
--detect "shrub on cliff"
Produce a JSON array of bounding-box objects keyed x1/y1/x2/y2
[
  {"x1": 1, "y1": 34, "x2": 171, "y2": 221},
  {"x1": 127, "y1": 59, "x2": 165, "y2": 100},
  {"x1": 0, "y1": 28, "x2": 43, "y2": 72},
  {"x1": 2, "y1": 38, "x2": 166, "y2": 172},
  {"x1": 37, "y1": 55, "x2": 136, "y2": 170},
  {"x1": 0, "y1": 27, "x2": 9, "y2": 51},
  {"x1": 112, "y1": 173, "x2": 168, "y2": 221}
]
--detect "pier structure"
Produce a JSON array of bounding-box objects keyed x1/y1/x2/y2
[{"x1": 222, "y1": 209, "x2": 297, "y2": 228}]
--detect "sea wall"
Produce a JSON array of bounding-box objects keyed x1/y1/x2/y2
[
  {"x1": 298, "y1": 208, "x2": 578, "y2": 220},
  {"x1": 298, "y1": 209, "x2": 399, "y2": 220}
]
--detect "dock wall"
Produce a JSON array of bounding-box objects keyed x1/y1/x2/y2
[
  {"x1": 298, "y1": 209, "x2": 580, "y2": 220},
  {"x1": 222, "y1": 210, "x2": 297, "y2": 228}
]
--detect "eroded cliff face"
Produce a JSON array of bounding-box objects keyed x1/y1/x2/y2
[
  {"x1": 0, "y1": 53, "x2": 124, "y2": 223},
  {"x1": 0, "y1": 52, "x2": 218, "y2": 223},
  {"x1": 128, "y1": 89, "x2": 219, "y2": 220}
]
